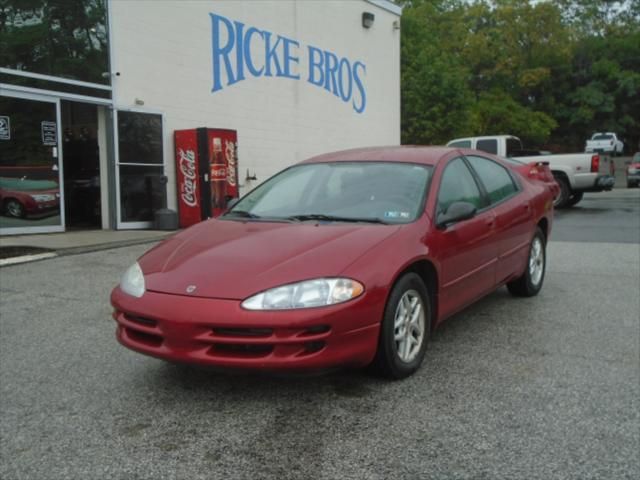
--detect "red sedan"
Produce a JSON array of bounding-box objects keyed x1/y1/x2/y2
[{"x1": 111, "y1": 147, "x2": 556, "y2": 379}]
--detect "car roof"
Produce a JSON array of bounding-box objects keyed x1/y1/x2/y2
[
  {"x1": 300, "y1": 146, "x2": 456, "y2": 166},
  {"x1": 446, "y1": 135, "x2": 519, "y2": 145}
]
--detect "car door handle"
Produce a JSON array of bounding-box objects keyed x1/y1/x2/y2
[{"x1": 486, "y1": 218, "x2": 496, "y2": 227}]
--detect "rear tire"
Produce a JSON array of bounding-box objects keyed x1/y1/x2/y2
[
  {"x1": 553, "y1": 175, "x2": 571, "y2": 209},
  {"x1": 566, "y1": 191, "x2": 584, "y2": 207},
  {"x1": 507, "y1": 227, "x2": 546, "y2": 297},
  {"x1": 372, "y1": 273, "x2": 430, "y2": 379}
]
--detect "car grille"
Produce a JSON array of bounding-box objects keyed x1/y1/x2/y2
[{"x1": 115, "y1": 310, "x2": 330, "y2": 359}]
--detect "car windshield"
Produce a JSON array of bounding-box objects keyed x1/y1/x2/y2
[
  {"x1": 224, "y1": 162, "x2": 432, "y2": 224},
  {"x1": 593, "y1": 134, "x2": 613, "y2": 140}
]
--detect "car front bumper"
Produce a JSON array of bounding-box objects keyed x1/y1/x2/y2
[
  {"x1": 111, "y1": 287, "x2": 381, "y2": 373},
  {"x1": 627, "y1": 173, "x2": 640, "y2": 185}
]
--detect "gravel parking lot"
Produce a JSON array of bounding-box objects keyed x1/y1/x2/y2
[{"x1": 1, "y1": 190, "x2": 639, "y2": 480}]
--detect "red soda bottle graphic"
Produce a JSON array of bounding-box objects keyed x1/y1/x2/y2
[{"x1": 210, "y1": 137, "x2": 227, "y2": 216}]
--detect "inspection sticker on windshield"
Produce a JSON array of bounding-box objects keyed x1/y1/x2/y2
[{"x1": 384, "y1": 211, "x2": 410, "y2": 219}]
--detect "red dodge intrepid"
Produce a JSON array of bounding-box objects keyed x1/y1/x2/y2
[{"x1": 111, "y1": 147, "x2": 557, "y2": 378}]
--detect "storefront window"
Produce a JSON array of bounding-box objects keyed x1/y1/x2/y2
[
  {"x1": 0, "y1": 0, "x2": 110, "y2": 85},
  {"x1": 117, "y1": 111, "x2": 166, "y2": 224},
  {"x1": 0, "y1": 95, "x2": 63, "y2": 232}
]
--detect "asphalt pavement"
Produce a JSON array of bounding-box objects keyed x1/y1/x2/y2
[{"x1": 1, "y1": 190, "x2": 639, "y2": 479}]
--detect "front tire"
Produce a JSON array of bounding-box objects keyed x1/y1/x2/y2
[
  {"x1": 4, "y1": 199, "x2": 26, "y2": 218},
  {"x1": 553, "y1": 175, "x2": 571, "y2": 209},
  {"x1": 372, "y1": 273, "x2": 430, "y2": 379},
  {"x1": 507, "y1": 227, "x2": 546, "y2": 297}
]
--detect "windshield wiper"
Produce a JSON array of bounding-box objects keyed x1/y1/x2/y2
[
  {"x1": 286, "y1": 214, "x2": 388, "y2": 224},
  {"x1": 223, "y1": 210, "x2": 261, "y2": 219}
]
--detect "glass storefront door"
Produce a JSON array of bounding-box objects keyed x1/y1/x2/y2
[
  {"x1": 0, "y1": 92, "x2": 64, "y2": 234},
  {"x1": 115, "y1": 110, "x2": 167, "y2": 229}
]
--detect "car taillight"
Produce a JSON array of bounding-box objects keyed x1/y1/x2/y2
[{"x1": 591, "y1": 154, "x2": 600, "y2": 173}]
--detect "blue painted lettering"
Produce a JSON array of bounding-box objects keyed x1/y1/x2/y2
[
  {"x1": 282, "y1": 38, "x2": 300, "y2": 79},
  {"x1": 352, "y1": 61, "x2": 366, "y2": 113},
  {"x1": 210, "y1": 13, "x2": 237, "y2": 92},
  {"x1": 323, "y1": 51, "x2": 340, "y2": 97},
  {"x1": 307, "y1": 46, "x2": 324, "y2": 87},
  {"x1": 234, "y1": 21, "x2": 245, "y2": 82},
  {"x1": 210, "y1": 13, "x2": 367, "y2": 113},
  {"x1": 338, "y1": 58, "x2": 353, "y2": 102},
  {"x1": 244, "y1": 27, "x2": 264, "y2": 76},
  {"x1": 264, "y1": 32, "x2": 284, "y2": 77}
]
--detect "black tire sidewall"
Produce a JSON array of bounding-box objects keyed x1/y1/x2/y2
[{"x1": 377, "y1": 273, "x2": 431, "y2": 378}]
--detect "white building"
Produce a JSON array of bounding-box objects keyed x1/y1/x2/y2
[{"x1": 0, "y1": 0, "x2": 401, "y2": 234}]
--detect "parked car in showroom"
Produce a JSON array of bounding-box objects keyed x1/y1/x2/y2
[
  {"x1": 585, "y1": 132, "x2": 624, "y2": 156},
  {"x1": 0, "y1": 177, "x2": 60, "y2": 218},
  {"x1": 447, "y1": 135, "x2": 616, "y2": 208},
  {"x1": 112, "y1": 146, "x2": 556, "y2": 379},
  {"x1": 627, "y1": 152, "x2": 640, "y2": 188}
]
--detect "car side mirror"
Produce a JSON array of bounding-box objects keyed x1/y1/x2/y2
[{"x1": 437, "y1": 201, "x2": 477, "y2": 229}]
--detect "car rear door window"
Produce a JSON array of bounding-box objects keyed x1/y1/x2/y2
[
  {"x1": 437, "y1": 157, "x2": 484, "y2": 214},
  {"x1": 466, "y1": 155, "x2": 518, "y2": 205},
  {"x1": 476, "y1": 139, "x2": 498, "y2": 154}
]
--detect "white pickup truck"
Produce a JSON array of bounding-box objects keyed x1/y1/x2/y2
[
  {"x1": 585, "y1": 132, "x2": 624, "y2": 156},
  {"x1": 446, "y1": 135, "x2": 616, "y2": 208}
]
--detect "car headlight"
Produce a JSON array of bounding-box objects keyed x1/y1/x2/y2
[
  {"x1": 30, "y1": 194, "x2": 56, "y2": 202},
  {"x1": 241, "y1": 278, "x2": 364, "y2": 310},
  {"x1": 120, "y1": 262, "x2": 145, "y2": 298}
]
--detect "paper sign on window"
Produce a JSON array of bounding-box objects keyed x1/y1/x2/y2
[{"x1": 41, "y1": 121, "x2": 57, "y2": 146}]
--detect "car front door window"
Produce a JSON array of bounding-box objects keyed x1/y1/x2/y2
[{"x1": 436, "y1": 157, "x2": 484, "y2": 216}]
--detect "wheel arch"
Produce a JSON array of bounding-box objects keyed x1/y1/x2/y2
[
  {"x1": 537, "y1": 217, "x2": 549, "y2": 242},
  {"x1": 2, "y1": 196, "x2": 24, "y2": 208},
  {"x1": 390, "y1": 259, "x2": 439, "y2": 331},
  {"x1": 551, "y1": 168, "x2": 574, "y2": 189}
]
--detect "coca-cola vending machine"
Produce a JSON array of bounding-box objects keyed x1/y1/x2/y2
[{"x1": 174, "y1": 128, "x2": 239, "y2": 228}]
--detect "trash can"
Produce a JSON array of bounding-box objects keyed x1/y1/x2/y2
[{"x1": 154, "y1": 208, "x2": 179, "y2": 231}]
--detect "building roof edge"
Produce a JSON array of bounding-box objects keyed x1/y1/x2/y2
[{"x1": 364, "y1": 0, "x2": 403, "y2": 17}]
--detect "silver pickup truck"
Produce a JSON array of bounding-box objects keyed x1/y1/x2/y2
[{"x1": 446, "y1": 135, "x2": 616, "y2": 208}]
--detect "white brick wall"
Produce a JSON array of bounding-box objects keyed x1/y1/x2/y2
[{"x1": 110, "y1": 0, "x2": 401, "y2": 210}]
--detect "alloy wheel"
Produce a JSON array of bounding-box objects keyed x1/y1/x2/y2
[
  {"x1": 393, "y1": 290, "x2": 426, "y2": 363},
  {"x1": 529, "y1": 237, "x2": 544, "y2": 286}
]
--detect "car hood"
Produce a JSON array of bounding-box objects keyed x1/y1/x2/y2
[{"x1": 140, "y1": 219, "x2": 401, "y2": 299}]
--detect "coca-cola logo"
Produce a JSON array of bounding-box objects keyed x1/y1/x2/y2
[
  {"x1": 178, "y1": 148, "x2": 197, "y2": 207},
  {"x1": 225, "y1": 140, "x2": 237, "y2": 187}
]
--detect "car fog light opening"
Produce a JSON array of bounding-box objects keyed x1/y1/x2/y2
[{"x1": 241, "y1": 278, "x2": 364, "y2": 310}]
